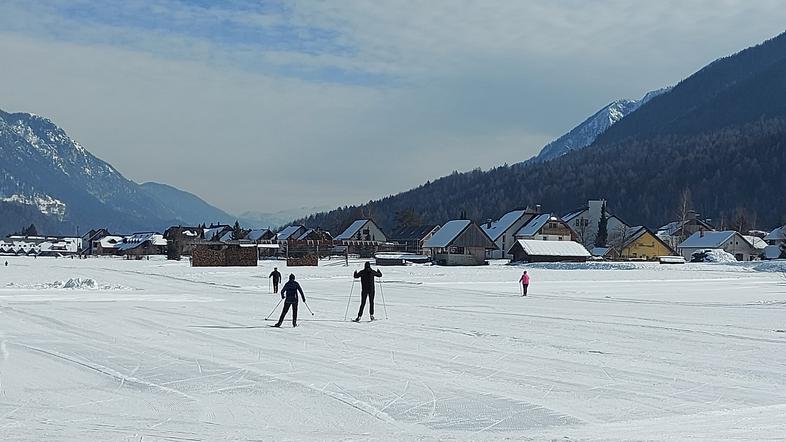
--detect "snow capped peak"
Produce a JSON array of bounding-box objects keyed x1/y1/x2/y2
[{"x1": 531, "y1": 87, "x2": 672, "y2": 163}]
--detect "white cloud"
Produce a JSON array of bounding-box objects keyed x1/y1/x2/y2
[{"x1": 0, "y1": 1, "x2": 785, "y2": 214}]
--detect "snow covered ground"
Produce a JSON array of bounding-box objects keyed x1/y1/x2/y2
[{"x1": 1, "y1": 256, "x2": 785, "y2": 440}]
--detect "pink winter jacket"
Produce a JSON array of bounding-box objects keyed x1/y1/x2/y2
[{"x1": 520, "y1": 273, "x2": 530, "y2": 285}]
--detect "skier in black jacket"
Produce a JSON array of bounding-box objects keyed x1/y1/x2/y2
[
  {"x1": 269, "y1": 267, "x2": 281, "y2": 293},
  {"x1": 273, "y1": 274, "x2": 305, "y2": 327},
  {"x1": 353, "y1": 261, "x2": 382, "y2": 322}
]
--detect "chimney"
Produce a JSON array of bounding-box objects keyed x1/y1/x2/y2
[
  {"x1": 535, "y1": 204, "x2": 542, "y2": 214},
  {"x1": 486, "y1": 219, "x2": 493, "y2": 229},
  {"x1": 700, "y1": 227, "x2": 705, "y2": 238}
]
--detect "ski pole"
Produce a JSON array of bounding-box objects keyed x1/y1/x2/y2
[
  {"x1": 378, "y1": 278, "x2": 389, "y2": 320},
  {"x1": 303, "y1": 301, "x2": 315, "y2": 316},
  {"x1": 265, "y1": 299, "x2": 283, "y2": 320},
  {"x1": 269, "y1": 277, "x2": 272, "y2": 294},
  {"x1": 344, "y1": 279, "x2": 356, "y2": 321}
]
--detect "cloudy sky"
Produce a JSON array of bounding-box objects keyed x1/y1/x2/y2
[{"x1": 1, "y1": 1, "x2": 785, "y2": 214}]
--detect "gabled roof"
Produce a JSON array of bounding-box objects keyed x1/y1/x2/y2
[
  {"x1": 246, "y1": 228, "x2": 273, "y2": 241},
  {"x1": 765, "y1": 226, "x2": 786, "y2": 242},
  {"x1": 743, "y1": 235, "x2": 768, "y2": 250},
  {"x1": 424, "y1": 220, "x2": 471, "y2": 248},
  {"x1": 276, "y1": 225, "x2": 305, "y2": 241},
  {"x1": 657, "y1": 218, "x2": 715, "y2": 236},
  {"x1": 510, "y1": 239, "x2": 590, "y2": 257},
  {"x1": 562, "y1": 207, "x2": 587, "y2": 222},
  {"x1": 334, "y1": 220, "x2": 372, "y2": 240},
  {"x1": 622, "y1": 226, "x2": 674, "y2": 253},
  {"x1": 117, "y1": 232, "x2": 160, "y2": 251},
  {"x1": 391, "y1": 225, "x2": 440, "y2": 241},
  {"x1": 515, "y1": 213, "x2": 552, "y2": 237},
  {"x1": 679, "y1": 231, "x2": 739, "y2": 249},
  {"x1": 204, "y1": 225, "x2": 231, "y2": 241},
  {"x1": 481, "y1": 210, "x2": 528, "y2": 241}
]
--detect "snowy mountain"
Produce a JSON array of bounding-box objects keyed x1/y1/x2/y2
[
  {"x1": 0, "y1": 109, "x2": 231, "y2": 235},
  {"x1": 532, "y1": 87, "x2": 670, "y2": 163}
]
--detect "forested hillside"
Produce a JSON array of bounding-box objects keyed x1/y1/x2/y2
[{"x1": 297, "y1": 31, "x2": 786, "y2": 235}]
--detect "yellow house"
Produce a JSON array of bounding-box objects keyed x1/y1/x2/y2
[{"x1": 619, "y1": 226, "x2": 676, "y2": 260}]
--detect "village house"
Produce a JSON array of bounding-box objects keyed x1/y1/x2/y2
[
  {"x1": 92, "y1": 235, "x2": 125, "y2": 256},
  {"x1": 656, "y1": 211, "x2": 716, "y2": 250},
  {"x1": 1, "y1": 235, "x2": 82, "y2": 257},
  {"x1": 117, "y1": 232, "x2": 167, "y2": 257},
  {"x1": 246, "y1": 228, "x2": 276, "y2": 242},
  {"x1": 276, "y1": 225, "x2": 307, "y2": 242},
  {"x1": 390, "y1": 225, "x2": 442, "y2": 254},
  {"x1": 507, "y1": 239, "x2": 590, "y2": 263},
  {"x1": 514, "y1": 213, "x2": 575, "y2": 241},
  {"x1": 678, "y1": 230, "x2": 759, "y2": 261},
  {"x1": 594, "y1": 226, "x2": 675, "y2": 260},
  {"x1": 334, "y1": 219, "x2": 387, "y2": 242},
  {"x1": 763, "y1": 225, "x2": 786, "y2": 259},
  {"x1": 297, "y1": 227, "x2": 333, "y2": 241},
  {"x1": 562, "y1": 200, "x2": 630, "y2": 248},
  {"x1": 203, "y1": 224, "x2": 233, "y2": 241},
  {"x1": 481, "y1": 209, "x2": 538, "y2": 259},
  {"x1": 423, "y1": 220, "x2": 497, "y2": 266}
]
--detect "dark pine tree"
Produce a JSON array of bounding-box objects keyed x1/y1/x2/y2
[
  {"x1": 231, "y1": 221, "x2": 244, "y2": 240},
  {"x1": 595, "y1": 202, "x2": 608, "y2": 248}
]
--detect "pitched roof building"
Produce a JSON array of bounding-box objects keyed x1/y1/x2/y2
[{"x1": 424, "y1": 220, "x2": 496, "y2": 266}]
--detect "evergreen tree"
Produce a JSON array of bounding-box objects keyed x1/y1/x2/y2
[
  {"x1": 231, "y1": 221, "x2": 244, "y2": 240},
  {"x1": 595, "y1": 202, "x2": 608, "y2": 248}
]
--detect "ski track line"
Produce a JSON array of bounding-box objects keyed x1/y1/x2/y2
[
  {"x1": 15, "y1": 343, "x2": 198, "y2": 402},
  {"x1": 424, "y1": 305, "x2": 786, "y2": 345}
]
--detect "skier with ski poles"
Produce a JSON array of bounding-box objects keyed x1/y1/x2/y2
[
  {"x1": 519, "y1": 270, "x2": 530, "y2": 296},
  {"x1": 269, "y1": 267, "x2": 282, "y2": 293},
  {"x1": 352, "y1": 261, "x2": 382, "y2": 322},
  {"x1": 272, "y1": 274, "x2": 306, "y2": 327}
]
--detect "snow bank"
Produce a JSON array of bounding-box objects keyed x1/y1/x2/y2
[
  {"x1": 701, "y1": 249, "x2": 737, "y2": 263},
  {"x1": 513, "y1": 261, "x2": 640, "y2": 271},
  {"x1": 6, "y1": 278, "x2": 130, "y2": 290},
  {"x1": 753, "y1": 260, "x2": 786, "y2": 273}
]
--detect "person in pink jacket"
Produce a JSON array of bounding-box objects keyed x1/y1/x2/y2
[{"x1": 519, "y1": 271, "x2": 530, "y2": 296}]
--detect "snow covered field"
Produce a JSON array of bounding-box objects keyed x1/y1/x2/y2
[{"x1": 1, "y1": 256, "x2": 785, "y2": 440}]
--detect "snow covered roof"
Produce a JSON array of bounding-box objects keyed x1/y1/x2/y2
[
  {"x1": 424, "y1": 220, "x2": 471, "y2": 248},
  {"x1": 764, "y1": 245, "x2": 783, "y2": 260},
  {"x1": 297, "y1": 229, "x2": 314, "y2": 240},
  {"x1": 481, "y1": 210, "x2": 527, "y2": 241},
  {"x1": 562, "y1": 208, "x2": 586, "y2": 222},
  {"x1": 276, "y1": 225, "x2": 304, "y2": 241},
  {"x1": 743, "y1": 235, "x2": 767, "y2": 250},
  {"x1": 98, "y1": 236, "x2": 124, "y2": 248},
  {"x1": 246, "y1": 229, "x2": 273, "y2": 241},
  {"x1": 590, "y1": 247, "x2": 611, "y2": 257},
  {"x1": 515, "y1": 213, "x2": 552, "y2": 237},
  {"x1": 679, "y1": 231, "x2": 738, "y2": 249},
  {"x1": 511, "y1": 240, "x2": 590, "y2": 257},
  {"x1": 117, "y1": 233, "x2": 160, "y2": 251},
  {"x1": 765, "y1": 226, "x2": 785, "y2": 242},
  {"x1": 204, "y1": 225, "x2": 230, "y2": 241},
  {"x1": 334, "y1": 220, "x2": 371, "y2": 240}
]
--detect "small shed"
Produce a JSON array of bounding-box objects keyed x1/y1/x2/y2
[
  {"x1": 508, "y1": 239, "x2": 590, "y2": 263},
  {"x1": 423, "y1": 220, "x2": 496, "y2": 266}
]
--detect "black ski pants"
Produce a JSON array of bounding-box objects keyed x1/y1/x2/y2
[
  {"x1": 273, "y1": 281, "x2": 280, "y2": 293},
  {"x1": 276, "y1": 301, "x2": 298, "y2": 326},
  {"x1": 357, "y1": 290, "x2": 375, "y2": 317}
]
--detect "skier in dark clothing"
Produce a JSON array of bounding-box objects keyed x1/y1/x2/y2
[
  {"x1": 353, "y1": 261, "x2": 382, "y2": 322},
  {"x1": 273, "y1": 274, "x2": 305, "y2": 327},
  {"x1": 269, "y1": 267, "x2": 281, "y2": 293}
]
